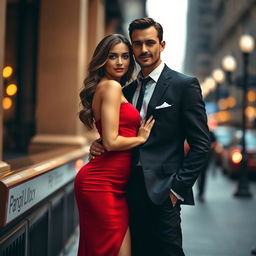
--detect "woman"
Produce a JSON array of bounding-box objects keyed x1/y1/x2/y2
[{"x1": 74, "y1": 34, "x2": 154, "y2": 256}]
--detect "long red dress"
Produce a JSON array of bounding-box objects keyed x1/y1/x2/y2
[{"x1": 74, "y1": 102, "x2": 140, "y2": 256}]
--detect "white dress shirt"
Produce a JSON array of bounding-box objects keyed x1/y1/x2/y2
[
  {"x1": 132, "y1": 61, "x2": 165, "y2": 120},
  {"x1": 132, "y1": 61, "x2": 184, "y2": 202}
]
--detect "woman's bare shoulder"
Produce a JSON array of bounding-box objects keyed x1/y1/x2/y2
[{"x1": 97, "y1": 79, "x2": 122, "y2": 94}]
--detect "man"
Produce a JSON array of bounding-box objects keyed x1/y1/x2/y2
[
  {"x1": 197, "y1": 130, "x2": 216, "y2": 202},
  {"x1": 90, "y1": 18, "x2": 210, "y2": 256}
]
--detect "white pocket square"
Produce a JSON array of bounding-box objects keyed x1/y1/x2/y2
[{"x1": 155, "y1": 102, "x2": 173, "y2": 109}]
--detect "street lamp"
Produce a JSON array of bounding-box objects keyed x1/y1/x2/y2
[
  {"x1": 205, "y1": 76, "x2": 216, "y2": 91},
  {"x1": 239, "y1": 34, "x2": 255, "y2": 53},
  {"x1": 221, "y1": 55, "x2": 237, "y2": 85},
  {"x1": 212, "y1": 68, "x2": 225, "y2": 103},
  {"x1": 201, "y1": 77, "x2": 216, "y2": 98},
  {"x1": 234, "y1": 34, "x2": 255, "y2": 197}
]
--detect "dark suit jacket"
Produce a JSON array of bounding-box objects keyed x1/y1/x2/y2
[{"x1": 123, "y1": 65, "x2": 211, "y2": 205}]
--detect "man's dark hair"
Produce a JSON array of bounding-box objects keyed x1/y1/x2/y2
[{"x1": 129, "y1": 17, "x2": 163, "y2": 42}]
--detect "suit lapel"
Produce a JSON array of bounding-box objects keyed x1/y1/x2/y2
[{"x1": 146, "y1": 66, "x2": 173, "y2": 119}]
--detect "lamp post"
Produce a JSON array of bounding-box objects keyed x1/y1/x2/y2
[
  {"x1": 212, "y1": 68, "x2": 225, "y2": 103},
  {"x1": 201, "y1": 77, "x2": 216, "y2": 100},
  {"x1": 203, "y1": 76, "x2": 216, "y2": 100},
  {"x1": 221, "y1": 55, "x2": 237, "y2": 86},
  {"x1": 205, "y1": 76, "x2": 216, "y2": 92},
  {"x1": 234, "y1": 34, "x2": 254, "y2": 197}
]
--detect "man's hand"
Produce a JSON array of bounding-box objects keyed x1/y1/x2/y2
[
  {"x1": 169, "y1": 192, "x2": 178, "y2": 207},
  {"x1": 89, "y1": 138, "x2": 105, "y2": 160}
]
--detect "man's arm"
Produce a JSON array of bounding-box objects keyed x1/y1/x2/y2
[
  {"x1": 89, "y1": 138, "x2": 105, "y2": 160},
  {"x1": 171, "y1": 77, "x2": 211, "y2": 199}
]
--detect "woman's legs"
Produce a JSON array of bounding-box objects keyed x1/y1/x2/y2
[{"x1": 118, "y1": 228, "x2": 131, "y2": 256}]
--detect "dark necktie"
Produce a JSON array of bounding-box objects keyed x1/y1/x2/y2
[{"x1": 136, "y1": 77, "x2": 151, "y2": 112}]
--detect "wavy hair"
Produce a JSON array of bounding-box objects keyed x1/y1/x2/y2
[{"x1": 79, "y1": 34, "x2": 135, "y2": 129}]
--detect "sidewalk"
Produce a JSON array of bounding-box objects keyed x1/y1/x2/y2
[
  {"x1": 182, "y1": 165, "x2": 256, "y2": 256},
  {"x1": 65, "y1": 165, "x2": 256, "y2": 256}
]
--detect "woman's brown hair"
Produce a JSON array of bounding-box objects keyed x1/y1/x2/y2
[{"x1": 79, "y1": 34, "x2": 135, "y2": 129}]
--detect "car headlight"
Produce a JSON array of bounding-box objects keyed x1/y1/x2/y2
[{"x1": 231, "y1": 150, "x2": 242, "y2": 164}]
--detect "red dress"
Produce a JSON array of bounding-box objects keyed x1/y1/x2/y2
[{"x1": 74, "y1": 103, "x2": 140, "y2": 256}]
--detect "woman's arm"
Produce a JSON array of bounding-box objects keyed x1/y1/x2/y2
[{"x1": 100, "y1": 80, "x2": 154, "y2": 151}]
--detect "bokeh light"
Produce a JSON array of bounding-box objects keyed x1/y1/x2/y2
[
  {"x1": 247, "y1": 90, "x2": 256, "y2": 102},
  {"x1": 2, "y1": 66, "x2": 13, "y2": 78},
  {"x1": 226, "y1": 96, "x2": 236, "y2": 108},
  {"x1": 3, "y1": 97, "x2": 12, "y2": 110},
  {"x1": 245, "y1": 106, "x2": 256, "y2": 119},
  {"x1": 231, "y1": 150, "x2": 242, "y2": 164},
  {"x1": 6, "y1": 83, "x2": 18, "y2": 96}
]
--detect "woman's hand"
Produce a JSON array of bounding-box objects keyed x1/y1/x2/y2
[
  {"x1": 137, "y1": 116, "x2": 155, "y2": 143},
  {"x1": 89, "y1": 117, "x2": 154, "y2": 155}
]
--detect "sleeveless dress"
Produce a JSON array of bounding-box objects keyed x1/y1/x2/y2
[{"x1": 74, "y1": 102, "x2": 141, "y2": 256}]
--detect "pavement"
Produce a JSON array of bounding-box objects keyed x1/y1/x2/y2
[
  {"x1": 65, "y1": 164, "x2": 256, "y2": 256},
  {"x1": 182, "y1": 164, "x2": 256, "y2": 256}
]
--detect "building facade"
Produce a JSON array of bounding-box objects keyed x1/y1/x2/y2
[
  {"x1": 185, "y1": 0, "x2": 256, "y2": 80},
  {"x1": 0, "y1": 0, "x2": 147, "y2": 164},
  {"x1": 184, "y1": 0, "x2": 214, "y2": 81},
  {"x1": 185, "y1": 0, "x2": 256, "y2": 126}
]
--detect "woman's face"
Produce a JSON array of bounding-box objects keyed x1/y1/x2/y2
[{"x1": 104, "y1": 42, "x2": 130, "y2": 82}]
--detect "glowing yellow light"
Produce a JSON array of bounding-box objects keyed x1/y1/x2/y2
[
  {"x1": 3, "y1": 97, "x2": 12, "y2": 110},
  {"x1": 205, "y1": 77, "x2": 216, "y2": 91},
  {"x1": 247, "y1": 91, "x2": 256, "y2": 102},
  {"x1": 6, "y1": 83, "x2": 18, "y2": 96},
  {"x1": 231, "y1": 150, "x2": 242, "y2": 164},
  {"x1": 239, "y1": 34, "x2": 255, "y2": 53},
  {"x1": 222, "y1": 55, "x2": 237, "y2": 72},
  {"x1": 75, "y1": 159, "x2": 84, "y2": 172},
  {"x1": 2, "y1": 66, "x2": 13, "y2": 78},
  {"x1": 227, "y1": 96, "x2": 236, "y2": 108},
  {"x1": 216, "y1": 111, "x2": 231, "y2": 122},
  {"x1": 245, "y1": 106, "x2": 255, "y2": 118},
  {"x1": 212, "y1": 69, "x2": 225, "y2": 83}
]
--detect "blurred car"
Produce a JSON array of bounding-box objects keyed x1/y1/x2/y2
[
  {"x1": 212, "y1": 126, "x2": 236, "y2": 166},
  {"x1": 221, "y1": 129, "x2": 256, "y2": 177}
]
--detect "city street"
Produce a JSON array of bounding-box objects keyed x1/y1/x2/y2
[
  {"x1": 1, "y1": 1, "x2": 256, "y2": 255},
  {"x1": 183, "y1": 164, "x2": 256, "y2": 256},
  {"x1": 65, "y1": 164, "x2": 256, "y2": 256}
]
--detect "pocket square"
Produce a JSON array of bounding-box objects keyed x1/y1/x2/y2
[{"x1": 155, "y1": 102, "x2": 173, "y2": 109}]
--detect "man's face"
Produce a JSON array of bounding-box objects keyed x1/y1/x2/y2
[{"x1": 130, "y1": 26, "x2": 165, "y2": 74}]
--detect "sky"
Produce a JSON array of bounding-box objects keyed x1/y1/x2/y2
[{"x1": 146, "y1": 0, "x2": 188, "y2": 72}]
